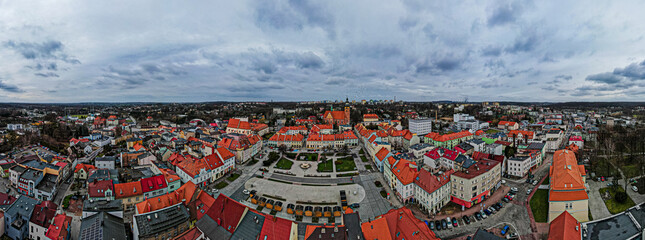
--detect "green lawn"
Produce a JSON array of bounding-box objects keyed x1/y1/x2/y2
[
  {"x1": 486, "y1": 129, "x2": 501, "y2": 134},
  {"x1": 599, "y1": 187, "x2": 636, "y2": 214},
  {"x1": 297, "y1": 153, "x2": 319, "y2": 161},
  {"x1": 275, "y1": 158, "x2": 294, "y2": 170},
  {"x1": 359, "y1": 148, "x2": 365, "y2": 155},
  {"x1": 543, "y1": 176, "x2": 550, "y2": 184},
  {"x1": 365, "y1": 165, "x2": 372, "y2": 170},
  {"x1": 285, "y1": 152, "x2": 298, "y2": 159},
  {"x1": 317, "y1": 160, "x2": 334, "y2": 172},
  {"x1": 335, "y1": 157, "x2": 357, "y2": 172},
  {"x1": 529, "y1": 189, "x2": 549, "y2": 222},
  {"x1": 360, "y1": 155, "x2": 369, "y2": 162},
  {"x1": 227, "y1": 173, "x2": 240, "y2": 182},
  {"x1": 621, "y1": 164, "x2": 640, "y2": 178},
  {"x1": 215, "y1": 181, "x2": 229, "y2": 189}
]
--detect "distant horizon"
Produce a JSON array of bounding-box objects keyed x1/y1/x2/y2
[
  {"x1": 1, "y1": 100, "x2": 645, "y2": 105},
  {"x1": 1, "y1": 1, "x2": 645, "y2": 102}
]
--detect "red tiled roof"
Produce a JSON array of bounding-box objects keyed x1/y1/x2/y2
[
  {"x1": 498, "y1": 121, "x2": 518, "y2": 126},
  {"x1": 227, "y1": 118, "x2": 251, "y2": 130},
  {"x1": 363, "y1": 114, "x2": 379, "y2": 119},
  {"x1": 453, "y1": 160, "x2": 499, "y2": 179},
  {"x1": 269, "y1": 133, "x2": 305, "y2": 142},
  {"x1": 140, "y1": 175, "x2": 167, "y2": 193},
  {"x1": 392, "y1": 159, "x2": 418, "y2": 185},
  {"x1": 363, "y1": 207, "x2": 439, "y2": 240},
  {"x1": 74, "y1": 163, "x2": 96, "y2": 173},
  {"x1": 259, "y1": 215, "x2": 295, "y2": 240},
  {"x1": 30, "y1": 201, "x2": 58, "y2": 228},
  {"x1": 174, "y1": 227, "x2": 203, "y2": 240},
  {"x1": 424, "y1": 130, "x2": 472, "y2": 142},
  {"x1": 46, "y1": 214, "x2": 72, "y2": 240},
  {"x1": 324, "y1": 110, "x2": 347, "y2": 120},
  {"x1": 362, "y1": 216, "x2": 391, "y2": 239},
  {"x1": 205, "y1": 194, "x2": 248, "y2": 233},
  {"x1": 550, "y1": 150, "x2": 585, "y2": 191},
  {"x1": 136, "y1": 182, "x2": 197, "y2": 214},
  {"x1": 508, "y1": 130, "x2": 535, "y2": 139},
  {"x1": 415, "y1": 169, "x2": 454, "y2": 195},
  {"x1": 375, "y1": 148, "x2": 390, "y2": 161},
  {"x1": 114, "y1": 181, "x2": 143, "y2": 198},
  {"x1": 549, "y1": 190, "x2": 588, "y2": 202},
  {"x1": 548, "y1": 211, "x2": 582, "y2": 240},
  {"x1": 88, "y1": 180, "x2": 114, "y2": 198}
]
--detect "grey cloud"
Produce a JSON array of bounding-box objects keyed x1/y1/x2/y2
[
  {"x1": 0, "y1": 79, "x2": 23, "y2": 93},
  {"x1": 254, "y1": 0, "x2": 336, "y2": 38},
  {"x1": 487, "y1": 1, "x2": 522, "y2": 27},
  {"x1": 505, "y1": 31, "x2": 539, "y2": 54},
  {"x1": 612, "y1": 60, "x2": 645, "y2": 80},
  {"x1": 585, "y1": 72, "x2": 623, "y2": 84},
  {"x1": 527, "y1": 81, "x2": 537, "y2": 85},
  {"x1": 555, "y1": 75, "x2": 572, "y2": 81},
  {"x1": 34, "y1": 72, "x2": 60, "y2": 78},
  {"x1": 422, "y1": 24, "x2": 438, "y2": 40},
  {"x1": 4, "y1": 40, "x2": 80, "y2": 64},
  {"x1": 324, "y1": 77, "x2": 347, "y2": 85},
  {"x1": 345, "y1": 44, "x2": 402, "y2": 59},
  {"x1": 481, "y1": 45, "x2": 502, "y2": 57},
  {"x1": 399, "y1": 17, "x2": 418, "y2": 31}
]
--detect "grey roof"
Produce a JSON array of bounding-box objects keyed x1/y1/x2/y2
[
  {"x1": 83, "y1": 199, "x2": 123, "y2": 212},
  {"x1": 196, "y1": 214, "x2": 232, "y2": 239},
  {"x1": 10, "y1": 165, "x2": 27, "y2": 173},
  {"x1": 35, "y1": 174, "x2": 57, "y2": 192},
  {"x1": 230, "y1": 209, "x2": 265, "y2": 240},
  {"x1": 20, "y1": 168, "x2": 43, "y2": 182},
  {"x1": 88, "y1": 169, "x2": 119, "y2": 183},
  {"x1": 95, "y1": 156, "x2": 116, "y2": 162},
  {"x1": 79, "y1": 212, "x2": 126, "y2": 240},
  {"x1": 22, "y1": 159, "x2": 60, "y2": 171},
  {"x1": 134, "y1": 204, "x2": 190, "y2": 237},
  {"x1": 343, "y1": 212, "x2": 365, "y2": 240},
  {"x1": 409, "y1": 143, "x2": 432, "y2": 150},
  {"x1": 458, "y1": 142, "x2": 474, "y2": 151},
  {"x1": 5, "y1": 195, "x2": 39, "y2": 219},
  {"x1": 472, "y1": 228, "x2": 505, "y2": 240},
  {"x1": 457, "y1": 155, "x2": 476, "y2": 169},
  {"x1": 527, "y1": 142, "x2": 546, "y2": 150},
  {"x1": 470, "y1": 139, "x2": 485, "y2": 145},
  {"x1": 627, "y1": 204, "x2": 645, "y2": 228},
  {"x1": 585, "y1": 209, "x2": 641, "y2": 240}
]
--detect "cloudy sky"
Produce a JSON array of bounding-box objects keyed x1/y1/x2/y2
[{"x1": 1, "y1": 0, "x2": 645, "y2": 102}]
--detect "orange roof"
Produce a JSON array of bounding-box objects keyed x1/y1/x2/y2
[
  {"x1": 361, "y1": 217, "x2": 392, "y2": 240},
  {"x1": 475, "y1": 129, "x2": 485, "y2": 136},
  {"x1": 424, "y1": 130, "x2": 472, "y2": 142},
  {"x1": 550, "y1": 150, "x2": 586, "y2": 191},
  {"x1": 215, "y1": 147, "x2": 235, "y2": 160},
  {"x1": 227, "y1": 118, "x2": 251, "y2": 130},
  {"x1": 269, "y1": 133, "x2": 304, "y2": 142},
  {"x1": 375, "y1": 148, "x2": 390, "y2": 161},
  {"x1": 136, "y1": 182, "x2": 197, "y2": 214},
  {"x1": 548, "y1": 211, "x2": 582, "y2": 240},
  {"x1": 362, "y1": 207, "x2": 438, "y2": 240},
  {"x1": 508, "y1": 130, "x2": 534, "y2": 139},
  {"x1": 132, "y1": 143, "x2": 145, "y2": 151},
  {"x1": 415, "y1": 169, "x2": 454, "y2": 195},
  {"x1": 324, "y1": 110, "x2": 346, "y2": 120},
  {"x1": 174, "y1": 155, "x2": 209, "y2": 177},
  {"x1": 114, "y1": 181, "x2": 143, "y2": 199},
  {"x1": 74, "y1": 163, "x2": 96, "y2": 173},
  {"x1": 278, "y1": 125, "x2": 308, "y2": 133},
  {"x1": 250, "y1": 123, "x2": 268, "y2": 131},
  {"x1": 498, "y1": 121, "x2": 518, "y2": 126},
  {"x1": 549, "y1": 190, "x2": 588, "y2": 202},
  {"x1": 159, "y1": 168, "x2": 181, "y2": 183},
  {"x1": 363, "y1": 114, "x2": 379, "y2": 119},
  {"x1": 392, "y1": 159, "x2": 418, "y2": 185}
]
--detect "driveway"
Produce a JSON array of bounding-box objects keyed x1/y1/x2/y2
[{"x1": 587, "y1": 180, "x2": 612, "y2": 219}]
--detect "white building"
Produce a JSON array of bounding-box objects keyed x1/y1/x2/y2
[
  {"x1": 409, "y1": 118, "x2": 433, "y2": 136},
  {"x1": 507, "y1": 156, "x2": 531, "y2": 177},
  {"x1": 414, "y1": 169, "x2": 454, "y2": 214},
  {"x1": 6, "y1": 124, "x2": 23, "y2": 131}
]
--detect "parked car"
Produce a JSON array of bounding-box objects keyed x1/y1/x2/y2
[
  {"x1": 633, "y1": 186, "x2": 639, "y2": 192},
  {"x1": 435, "y1": 220, "x2": 442, "y2": 230},
  {"x1": 462, "y1": 215, "x2": 471, "y2": 224},
  {"x1": 446, "y1": 217, "x2": 452, "y2": 229},
  {"x1": 350, "y1": 203, "x2": 360, "y2": 209},
  {"x1": 488, "y1": 207, "x2": 496, "y2": 214},
  {"x1": 526, "y1": 189, "x2": 532, "y2": 195},
  {"x1": 493, "y1": 204, "x2": 501, "y2": 211},
  {"x1": 441, "y1": 219, "x2": 448, "y2": 229},
  {"x1": 480, "y1": 210, "x2": 488, "y2": 219},
  {"x1": 507, "y1": 232, "x2": 519, "y2": 239},
  {"x1": 474, "y1": 212, "x2": 482, "y2": 220},
  {"x1": 452, "y1": 217, "x2": 458, "y2": 227},
  {"x1": 483, "y1": 209, "x2": 491, "y2": 216},
  {"x1": 502, "y1": 197, "x2": 510, "y2": 203},
  {"x1": 501, "y1": 180, "x2": 506, "y2": 184},
  {"x1": 607, "y1": 182, "x2": 614, "y2": 187},
  {"x1": 428, "y1": 221, "x2": 435, "y2": 230},
  {"x1": 501, "y1": 225, "x2": 510, "y2": 235},
  {"x1": 532, "y1": 180, "x2": 538, "y2": 185},
  {"x1": 243, "y1": 189, "x2": 250, "y2": 195},
  {"x1": 525, "y1": 178, "x2": 531, "y2": 183},
  {"x1": 510, "y1": 187, "x2": 518, "y2": 193},
  {"x1": 497, "y1": 202, "x2": 504, "y2": 208}
]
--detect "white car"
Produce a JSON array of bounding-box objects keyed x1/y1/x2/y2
[
  {"x1": 510, "y1": 187, "x2": 518, "y2": 192},
  {"x1": 526, "y1": 189, "x2": 532, "y2": 195},
  {"x1": 501, "y1": 180, "x2": 506, "y2": 184},
  {"x1": 243, "y1": 189, "x2": 250, "y2": 195},
  {"x1": 633, "y1": 186, "x2": 639, "y2": 192}
]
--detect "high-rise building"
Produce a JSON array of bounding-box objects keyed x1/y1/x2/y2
[{"x1": 409, "y1": 118, "x2": 432, "y2": 135}]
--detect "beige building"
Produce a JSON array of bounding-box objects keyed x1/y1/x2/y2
[
  {"x1": 450, "y1": 160, "x2": 502, "y2": 208},
  {"x1": 548, "y1": 149, "x2": 589, "y2": 222}
]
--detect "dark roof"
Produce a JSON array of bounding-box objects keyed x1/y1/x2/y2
[
  {"x1": 584, "y1": 210, "x2": 641, "y2": 240},
  {"x1": 134, "y1": 204, "x2": 190, "y2": 237},
  {"x1": 195, "y1": 214, "x2": 232, "y2": 239},
  {"x1": 22, "y1": 159, "x2": 60, "y2": 171},
  {"x1": 95, "y1": 156, "x2": 117, "y2": 162},
  {"x1": 230, "y1": 210, "x2": 265, "y2": 240},
  {"x1": 342, "y1": 212, "x2": 365, "y2": 240},
  {"x1": 5, "y1": 195, "x2": 39, "y2": 221},
  {"x1": 472, "y1": 228, "x2": 505, "y2": 240},
  {"x1": 10, "y1": 165, "x2": 26, "y2": 173},
  {"x1": 20, "y1": 168, "x2": 43, "y2": 181},
  {"x1": 35, "y1": 174, "x2": 57, "y2": 192},
  {"x1": 527, "y1": 142, "x2": 546, "y2": 150},
  {"x1": 79, "y1": 212, "x2": 126, "y2": 240},
  {"x1": 83, "y1": 199, "x2": 123, "y2": 212}
]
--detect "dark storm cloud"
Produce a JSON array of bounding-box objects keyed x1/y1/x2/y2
[
  {"x1": 415, "y1": 54, "x2": 465, "y2": 75},
  {"x1": 0, "y1": 79, "x2": 23, "y2": 93},
  {"x1": 612, "y1": 59, "x2": 645, "y2": 80}
]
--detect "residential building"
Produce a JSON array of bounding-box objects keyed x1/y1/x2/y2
[
  {"x1": 95, "y1": 156, "x2": 116, "y2": 169},
  {"x1": 78, "y1": 212, "x2": 126, "y2": 240},
  {"x1": 507, "y1": 156, "x2": 532, "y2": 178},
  {"x1": 361, "y1": 207, "x2": 438, "y2": 240},
  {"x1": 88, "y1": 180, "x2": 114, "y2": 201},
  {"x1": 4, "y1": 195, "x2": 39, "y2": 240},
  {"x1": 82, "y1": 199, "x2": 123, "y2": 219},
  {"x1": 217, "y1": 133, "x2": 262, "y2": 163},
  {"x1": 278, "y1": 125, "x2": 309, "y2": 135},
  {"x1": 29, "y1": 201, "x2": 57, "y2": 240},
  {"x1": 548, "y1": 211, "x2": 582, "y2": 240},
  {"x1": 311, "y1": 124, "x2": 334, "y2": 134},
  {"x1": 132, "y1": 204, "x2": 191, "y2": 240},
  {"x1": 424, "y1": 130, "x2": 473, "y2": 149},
  {"x1": 140, "y1": 175, "x2": 168, "y2": 199},
  {"x1": 114, "y1": 181, "x2": 143, "y2": 211},
  {"x1": 450, "y1": 159, "x2": 502, "y2": 208},
  {"x1": 391, "y1": 159, "x2": 418, "y2": 203},
  {"x1": 267, "y1": 133, "x2": 305, "y2": 148},
  {"x1": 548, "y1": 149, "x2": 588, "y2": 222},
  {"x1": 569, "y1": 136, "x2": 584, "y2": 149},
  {"x1": 226, "y1": 118, "x2": 252, "y2": 135},
  {"x1": 45, "y1": 213, "x2": 72, "y2": 240},
  {"x1": 414, "y1": 169, "x2": 454, "y2": 215},
  {"x1": 305, "y1": 131, "x2": 358, "y2": 149},
  {"x1": 34, "y1": 173, "x2": 58, "y2": 201},
  {"x1": 409, "y1": 118, "x2": 433, "y2": 136},
  {"x1": 363, "y1": 113, "x2": 379, "y2": 123},
  {"x1": 498, "y1": 121, "x2": 519, "y2": 130}
]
